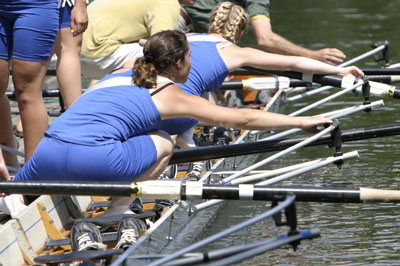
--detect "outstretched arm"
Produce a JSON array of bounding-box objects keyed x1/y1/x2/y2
[
  {"x1": 251, "y1": 18, "x2": 346, "y2": 65},
  {"x1": 155, "y1": 85, "x2": 332, "y2": 132},
  {"x1": 222, "y1": 45, "x2": 363, "y2": 78}
]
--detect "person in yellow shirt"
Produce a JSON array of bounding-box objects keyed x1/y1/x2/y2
[{"x1": 81, "y1": 0, "x2": 196, "y2": 80}]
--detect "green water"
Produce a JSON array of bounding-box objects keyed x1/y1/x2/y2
[{"x1": 200, "y1": 1, "x2": 400, "y2": 265}]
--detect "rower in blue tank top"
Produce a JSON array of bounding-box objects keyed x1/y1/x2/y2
[
  {"x1": 160, "y1": 33, "x2": 232, "y2": 136},
  {"x1": 159, "y1": 3, "x2": 363, "y2": 151},
  {"x1": 4, "y1": 28, "x2": 339, "y2": 217},
  {"x1": 14, "y1": 76, "x2": 172, "y2": 182},
  {"x1": 84, "y1": 33, "x2": 232, "y2": 137},
  {"x1": 14, "y1": 30, "x2": 190, "y2": 183}
]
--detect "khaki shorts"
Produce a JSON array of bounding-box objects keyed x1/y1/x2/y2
[{"x1": 80, "y1": 42, "x2": 144, "y2": 80}]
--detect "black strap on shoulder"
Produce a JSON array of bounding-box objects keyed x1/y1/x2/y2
[{"x1": 151, "y1": 82, "x2": 174, "y2": 96}]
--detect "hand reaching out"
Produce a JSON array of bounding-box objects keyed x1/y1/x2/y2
[
  {"x1": 312, "y1": 48, "x2": 346, "y2": 65},
  {"x1": 339, "y1": 66, "x2": 364, "y2": 79},
  {"x1": 299, "y1": 116, "x2": 333, "y2": 133}
]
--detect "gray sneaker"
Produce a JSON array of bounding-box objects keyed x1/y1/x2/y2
[
  {"x1": 115, "y1": 217, "x2": 147, "y2": 250},
  {"x1": 71, "y1": 222, "x2": 107, "y2": 251},
  {"x1": 186, "y1": 161, "x2": 203, "y2": 181},
  {"x1": 157, "y1": 164, "x2": 177, "y2": 180}
]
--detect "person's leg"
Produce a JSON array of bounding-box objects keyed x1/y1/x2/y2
[
  {"x1": 0, "y1": 59, "x2": 18, "y2": 180},
  {"x1": 107, "y1": 131, "x2": 174, "y2": 214},
  {"x1": 11, "y1": 5, "x2": 58, "y2": 160},
  {"x1": 54, "y1": 27, "x2": 83, "y2": 108},
  {"x1": 12, "y1": 59, "x2": 49, "y2": 160},
  {"x1": 0, "y1": 13, "x2": 19, "y2": 179}
]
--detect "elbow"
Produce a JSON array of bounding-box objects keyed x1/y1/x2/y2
[{"x1": 256, "y1": 37, "x2": 275, "y2": 51}]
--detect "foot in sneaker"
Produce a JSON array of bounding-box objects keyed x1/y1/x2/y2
[
  {"x1": 186, "y1": 161, "x2": 203, "y2": 181},
  {"x1": 71, "y1": 221, "x2": 107, "y2": 251},
  {"x1": 157, "y1": 164, "x2": 177, "y2": 180},
  {"x1": 0, "y1": 194, "x2": 27, "y2": 218},
  {"x1": 115, "y1": 217, "x2": 147, "y2": 250}
]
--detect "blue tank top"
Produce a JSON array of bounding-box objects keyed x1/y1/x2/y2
[
  {"x1": 158, "y1": 33, "x2": 230, "y2": 135},
  {"x1": 45, "y1": 73, "x2": 162, "y2": 146},
  {"x1": 177, "y1": 33, "x2": 230, "y2": 96}
]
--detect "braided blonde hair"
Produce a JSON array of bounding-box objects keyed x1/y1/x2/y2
[{"x1": 208, "y1": 2, "x2": 248, "y2": 43}]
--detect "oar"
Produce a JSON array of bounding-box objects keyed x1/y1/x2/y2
[
  {"x1": 1, "y1": 144, "x2": 25, "y2": 157},
  {"x1": 232, "y1": 43, "x2": 390, "y2": 102},
  {"x1": 229, "y1": 151, "x2": 359, "y2": 185},
  {"x1": 221, "y1": 123, "x2": 337, "y2": 182},
  {"x1": 232, "y1": 68, "x2": 400, "y2": 79},
  {"x1": 164, "y1": 229, "x2": 320, "y2": 266},
  {"x1": 170, "y1": 123, "x2": 400, "y2": 164},
  {"x1": 130, "y1": 229, "x2": 319, "y2": 266},
  {"x1": 197, "y1": 88, "x2": 285, "y2": 183},
  {"x1": 6, "y1": 88, "x2": 87, "y2": 100},
  {"x1": 6, "y1": 75, "x2": 397, "y2": 101},
  {"x1": 219, "y1": 75, "x2": 400, "y2": 92},
  {"x1": 2, "y1": 180, "x2": 400, "y2": 203},
  {"x1": 256, "y1": 100, "x2": 383, "y2": 142},
  {"x1": 147, "y1": 195, "x2": 296, "y2": 266},
  {"x1": 242, "y1": 67, "x2": 400, "y2": 99},
  {"x1": 207, "y1": 229, "x2": 320, "y2": 266}
]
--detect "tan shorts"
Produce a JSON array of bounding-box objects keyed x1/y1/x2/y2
[{"x1": 80, "y1": 43, "x2": 144, "y2": 80}]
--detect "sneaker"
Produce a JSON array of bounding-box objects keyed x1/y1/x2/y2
[
  {"x1": 0, "y1": 194, "x2": 27, "y2": 218},
  {"x1": 71, "y1": 222, "x2": 107, "y2": 251},
  {"x1": 186, "y1": 161, "x2": 203, "y2": 181},
  {"x1": 129, "y1": 198, "x2": 143, "y2": 214},
  {"x1": 157, "y1": 164, "x2": 177, "y2": 180},
  {"x1": 115, "y1": 217, "x2": 146, "y2": 250}
]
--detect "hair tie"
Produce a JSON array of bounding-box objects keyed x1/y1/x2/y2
[{"x1": 144, "y1": 51, "x2": 154, "y2": 64}]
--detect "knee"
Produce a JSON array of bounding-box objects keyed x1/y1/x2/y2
[
  {"x1": 151, "y1": 131, "x2": 174, "y2": 158},
  {"x1": 159, "y1": 131, "x2": 174, "y2": 155}
]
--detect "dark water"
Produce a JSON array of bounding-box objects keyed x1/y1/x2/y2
[{"x1": 199, "y1": 1, "x2": 400, "y2": 265}]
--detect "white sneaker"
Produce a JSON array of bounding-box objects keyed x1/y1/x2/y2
[
  {"x1": 0, "y1": 194, "x2": 27, "y2": 218},
  {"x1": 186, "y1": 161, "x2": 203, "y2": 181}
]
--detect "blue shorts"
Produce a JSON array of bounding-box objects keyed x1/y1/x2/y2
[
  {"x1": 0, "y1": 3, "x2": 59, "y2": 61},
  {"x1": 160, "y1": 118, "x2": 198, "y2": 135},
  {"x1": 59, "y1": 4, "x2": 72, "y2": 29},
  {"x1": 14, "y1": 135, "x2": 158, "y2": 183}
]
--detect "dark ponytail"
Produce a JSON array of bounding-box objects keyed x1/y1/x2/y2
[{"x1": 133, "y1": 30, "x2": 188, "y2": 88}]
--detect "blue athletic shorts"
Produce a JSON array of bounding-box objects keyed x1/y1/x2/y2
[
  {"x1": 14, "y1": 135, "x2": 158, "y2": 183},
  {"x1": 160, "y1": 118, "x2": 198, "y2": 135},
  {"x1": 59, "y1": 4, "x2": 72, "y2": 29},
  {"x1": 0, "y1": 3, "x2": 59, "y2": 61}
]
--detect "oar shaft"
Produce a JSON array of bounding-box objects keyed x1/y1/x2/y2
[
  {"x1": 200, "y1": 185, "x2": 361, "y2": 203},
  {"x1": 240, "y1": 67, "x2": 400, "y2": 99},
  {"x1": 170, "y1": 123, "x2": 400, "y2": 164},
  {"x1": 3, "y1": 180, "x2": 400, "y2": 203},
  {"x1": 0, "y1": 181, "x2": 131, "y2": 196}
]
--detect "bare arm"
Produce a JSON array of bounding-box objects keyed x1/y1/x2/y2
[
  {"x1": 154, "y1": 84, "x2": 332, "y2": 132},
  {"x1": 221, "y1": 45, "x2": 364, "y2": 77},
  {"x1": 251, "y1": 18, "x2": 346, "y2": 65}
]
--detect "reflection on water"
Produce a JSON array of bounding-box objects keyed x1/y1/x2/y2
[{"x1": 200, "y1": 1, "x2": 400, "y2": 265}]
